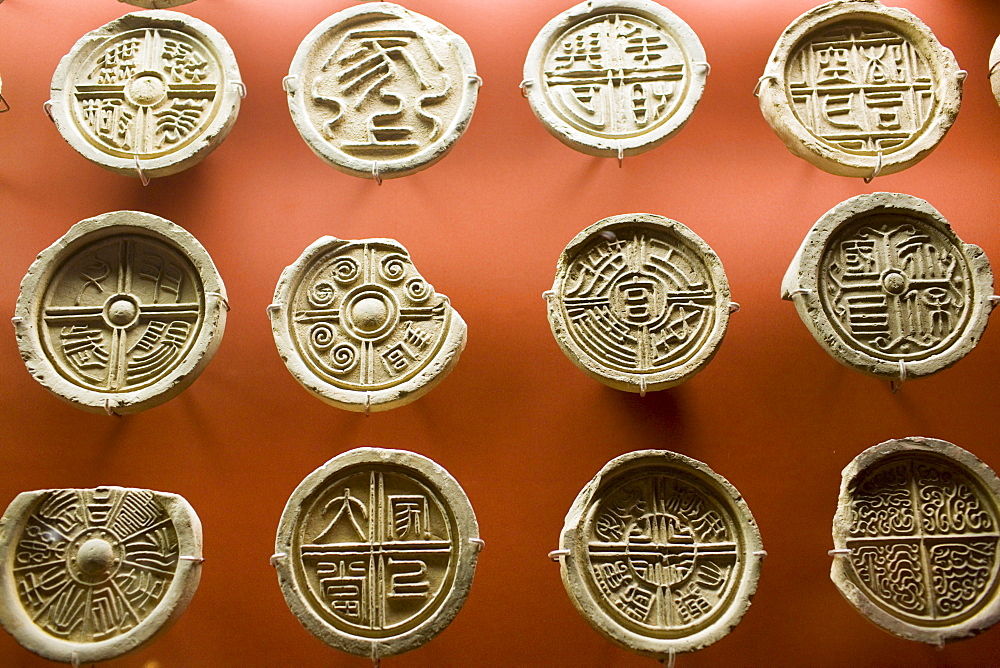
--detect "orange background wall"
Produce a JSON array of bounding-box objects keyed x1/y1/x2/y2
[{"x1": 1, "y1": 0, "x2": 999, "y2": 666}]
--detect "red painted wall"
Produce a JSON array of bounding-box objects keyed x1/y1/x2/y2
[{"x1": 0, "y1": 1, "x2": 998, "y2": 666}]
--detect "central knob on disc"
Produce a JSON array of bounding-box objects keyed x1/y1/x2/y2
[
  {"x1": 882, "y1": 270, "x2": 907, "y2": 294},
  {"x1": 76, "y1": 538, "x2": 115, "y2": 575},
  {"x1": 107, "y1": 297, "x2": 138, "y2": 327},
  {"x1": 128, "y1": 74, "x2": 167, "y2": 106},
  {"x1": 352, "y1": 297, "x2": 388, "y2": 332}
]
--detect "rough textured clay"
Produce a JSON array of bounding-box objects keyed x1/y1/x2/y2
[
  {"x1": 758, "y1": 0, "x2": 964, "y2": 178},
  {"x1": 557, "y1": 450, "x2": 764, "y2": 658},
  {"x1": 270, "y1": 237, "x2": 466, "y2": 412},
  {"x1": 49, "y1": 11, "x2": 243, "y2": 178},
  {"x1": 274, "y1": 448, "x2": 481, "y2": 658},
  {"x1": 0, "y1": 487, "x2": 203, "y2": 664},
  {"x1": 523, "y1": 0, "x2": 708, "y2": 158},
  {"x1": 831, "y1": 437, "x2": 1000, "y2": 644},
  {"x1": 991, "y1": 35, "x2": 1000, "y2": 108},
  {"x1": 782, "y1": 193, "x2": 994, "y2": 381},
  {"x1": 119, "y1": 0, "x2": 197, "y2": 8},
  {"x1": 546, "y1": 213, "x2": 731, "y2": 393},
  {"x1": 14, "y1": 210, "x2": 228, "y2": 415},
  {"x1": 286, "y1": 2, "x2": 479, "y2": 180}
]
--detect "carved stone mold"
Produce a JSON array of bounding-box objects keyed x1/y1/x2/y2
[
  {"x1": 0, "y1": 487, "x2": 202, "y2": 664},
  {"x1": 546, "y1": 213, "x2": 731, "y2": 393},
  {"x1": 14, "y1": 210, "x2": 228, "y2": 415},
  {"x1": 270, "y1": 237, "x2": 466, "y2": 412},
  {"x1": 557, "y1": 450, "x2": 764, "y2": 658},
  {"x1": 782, "y1": 193, "x2": 994, "y2": 381},
  {"x1": 991, "y1": 35, "x2": 1000, "y2": 108},
  {"x1": 286, "y1": 2, "x2": 479, "y2": 180},
  {"x1": 49, "y1": 11, "x2": 243, "y2": 179},
  {"x1": 758, "y1": 0, "x2": 964, "y2": 178},
  {"x1": 274, "y1": 448, "x2": 481, "y2": 658},
  {"x1": 523, "y1": 0, "x2": 708, "y2": 158},
  {"x1": 832, "y1": 437, "x2": 1000, "y2": 644}
]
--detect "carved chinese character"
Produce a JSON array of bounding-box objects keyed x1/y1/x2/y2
[
  {"x1": 524, "y1": 0, "x2": 707, "y2": 158},
  {"x1": 274, "y1": 448, "x2": 481, "y2": 658},
  {"x1": 286, "y1": 3, "x2": 479, "y2": 180},
  {"x1": 0, "y1": 487, "x2": 202, "y2": 663},
  {"x1": 558, "y1": 450, "x2": 764, "y2": 658},
  {"x1": 547, "y1": 213, "x2": 732, "y2": 393},
  {"x1": 758, "y1": 1, "x2": 964, "y2": 178},
  {"x1": 14, "y1": 211, "x2": 228, "y2": 414},
  {"x1": 832, "y1": 437, "x2": 1000, "y2": 643},
  {"x1": 782, "y1": 193, "x2": 995, "y2": 382},
  {"x1": 49, "y1": 11, "x2": 243, "y2": 178},
  {"x1": 270, "y1": 237, "x2": 466, "y2": 412}
]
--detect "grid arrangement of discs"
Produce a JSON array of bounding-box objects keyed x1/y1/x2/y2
[{"x1": 0, "y1": 1, "x2": 998, "y2": 666}]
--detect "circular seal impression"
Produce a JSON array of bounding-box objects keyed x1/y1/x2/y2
[
  {"x1": 523, "y1": 0, "x2": 708, "y2": 158},
  {"x1": 0, "y1": 486, "x2": 203, "y2": 664},
  {"x1": 758, "y1": 0, "x2": 964, "y2": 178},
  {"x1": 13, "y1": 210, "x2": 228, "y2": 415},
  {"x1": 546, "y1": 213, "x2": 731, "y2": 393},
  {"x1": 781, "y1": 193, "x2": 995, "y2": 381},
  {"x1": 832, "y1": 437, "x2": 1000, "y2": 644},
  {"x1": 49, "y1": 11, "x2": 243, "y2": 179},
  {"x1": 270, "y1": 237, "x2": 466, "y2": 412},
  {"x1": 274, "y1": 448, "x2": 481, "y2": 659},
  {"x1": 990, "y1": 36, "x2": 1000, "y2": 108},
  {"x1": 557, "y1": 450, "x2": 764, "y2": 658},
  {"x1": 286, "y1": 2, "x2": 479, "y2": 180}
]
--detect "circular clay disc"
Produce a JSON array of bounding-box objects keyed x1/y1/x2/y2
[
  {"x1": 831, "y1": 437, "x2": 1000, "y2": 644},
  {"x1": 286, "y1": 2, "x2": 479, "y2": 180},
  {"x1": 990, "y1": 35, "x2": 1000, "y2": 108},
  {"x1": 758, "y1": 0, "x2": 964, "y2": 178},
  {"x1": 274, "y1": 448, "x2": 481, "y2": 659},
  {"x1": 118, "y1": 0, "x2": 197, "y2": 8},
  {"x1": 523, "y1": 0, "x2": 708, "y2": 158},
  {"x1": 0, "y1": 487, "x2": 202, "y2": 664},
  {"x1": 781, "y1": 193, "x2": 994, "y2": 381},
  {"x1": 546, "y1": 213, "x2": 731, "y2": 393},
  {"x1": 270, "y1": 237, "x2": 466, "y2": 412},
  {"x1": 49, "y1": 10, "x2": 242, "y2": 178},
  {"x1": 14, "y1": 210, "x2": 228, "y2": 415},
  {"x1": 557, "y1": 450, "x2": 764, "y2": 658}
]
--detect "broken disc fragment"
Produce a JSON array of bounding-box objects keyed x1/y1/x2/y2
[
  {"x1": 286, "y1": 2, "x2": 479, "y2": 179},
  {"x1": 832, "y1": 437, "x2": 1000, "y2": 644},
  {"x1": 274, "y1": 448, "x2": 481, "y2": 658},
  {"x1": 270, "y1": 237, "x2": 466, "y2": 412},
  {"x1": 14, "y1": 211, "x2": 228, "y2": 415},
  {"x1": 758, "y1": 0, "x2": 964, "y2": 178},
  {"x1": 991, "y1": 35, "x2": 1000, "y2": 107},
  {"x1": 546, "y1": 213, "x2": 731, "y2": 393},
  {"x1": 523, "y1": 0, "x2": 708, "y2": 158},
  {"x1": 782, "y1": 193, "x2": 994, "y2": 381},
  {"x1": 49, "y1": 11, "x2": 243, "y2": 178},
  {"x1": 0, "y1": 487, "x2": 203, "y2": 664},
  {"x1": 557, "y1": 450, "x2": 764, "y2": 658}
]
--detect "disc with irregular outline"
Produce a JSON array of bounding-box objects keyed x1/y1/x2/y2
[
  {"x1": 990, "y1": 35, "x2": 1000, "y2": 108},
  {"x1": 523, "y1": 0, "x2": 708, "y2": 158},
  {"x1": 758, "y1": 0, "x2": 964, "y2": 178},
  {"x1": 14, "y1": 210, "x2": 228, "y2": 415},
  {"x1": 781, "y1": 193, "x2": 994, "y2": 381},
  {"x1": 832, "y1": 437, "x2": 1000, "y2": 644},
  {"x1": 118, "y1": 0, "x2": 197, "y2": 8},
  {"x1": 274, "y1": 448, "x2": 481, "y2": 658},
  {"x1": 0, "y1": 487, "x2": 202, "y2": 664},
  {"x1": 557, "y1": 450, "x2": 764, "y2": 658},
  {"x1": 49, "y1": 10, "x2": 242, "y2": 178}
]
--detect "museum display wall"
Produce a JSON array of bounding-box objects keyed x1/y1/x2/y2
[{"x1": 0, "y1": 0, "x2": 998, "y2": 665}]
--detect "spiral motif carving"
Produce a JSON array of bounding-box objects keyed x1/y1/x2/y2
[
  {"x1": 405, "y1": 277, "x2": 431, "y2": 303},
  {"x1": 310, "y1": 323, "x2": 335, "y2": 351},
  {"x1": 309, "y1": 281, "x2": 336, "y2": 308},
  {"x1": 379, "y1": 254, "x2": 406, "y2": 283},
  {"x1": 332, "y1": 257, "x2": 360, "y2": 285},
  {"x1": 328, "y1": 342, "x2": 358, "y2": 374}
]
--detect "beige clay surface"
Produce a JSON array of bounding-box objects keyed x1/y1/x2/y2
[
  {"x1": 991, "y1": 36, "x2": 1000, "y2": 108},
  {"x1": 274, "y1": 448, "x2": 481, "y2": 659},
  {"x1": 557, "y1": 450, "x2": 764, "y2": 658},
  {"x1": 831, "y1": 437, "x2": 1000, "y2": 644},
  {"x1": 0, "y1": 487, "x2": 202, "y2": 664},
  {"x1": 523, "y1": 0, "x2": 708, "y2": 158},
  {"x1": 13, "y1": 210, "x2": 228, "y2": 415},
  {"x1": 286, "y1": 2, "x2": 479, "y2": 180},
  {"x1": 782, "y1": 193, "x2": 994, "y2": 382},
  {"x1": 758, "y1": 0, "x2": 964, "y2": 178},
  {"x1": 270, "y1": 237, "x2": 466, "y2": 412},
  {"x1": 49, "y1": 11, "x2": 242, "y2": 178},
  {"x1": 546, "y1": 213, "x2": 731, "y2": 393}
]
